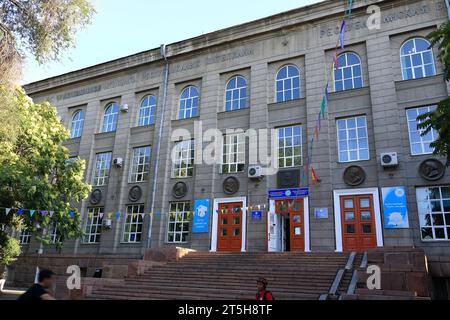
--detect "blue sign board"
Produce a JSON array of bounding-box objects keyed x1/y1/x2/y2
[
  {"x1": 251, "y1": 211, "x2": 263, "y2": 221},
  {"x1": 193, "y1": 199, "x2": 210, "y2": 233},
  {"x1": 314, "y1": 208, "x2": 328, "y2": 219},
  {"x1": 268, "y1": 188, "x2": 309, "y2": 199},
  {"x1": 382, "y1": 186, "x2": 409, "y2": 229}
]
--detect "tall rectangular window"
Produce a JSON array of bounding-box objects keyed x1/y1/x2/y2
[
  {"x1": 167, "y1": 202, "x2": 191, "y2": 243},
  {"x1": 129, "y1": 146, "x2": 151, "y2": 183},
  {"x1": 93, "y1": 152, "x2": 112, "y2": 186},
  {"x1": 222, "y1": 133, "x2": 245, "y2": 173},
  {"x1": 19, "y1": 229, "x2": 31, "y2": 245},
  {"x1": 172, "y1": 140, "x2": 194, "y2": 178},
  {"x1": 407, "y1": 106, "x2": 438, "y2": 155},
  {"x1": 277, "y1": 125, "x2": 302, "y2": 168},
  {"x1": 84, "y1": 207, "x2": 103, "y2": 244},
  {"x1": 416, "y1": 186, "x2": 450, "y2": 241},
  {"x1": 49, "y1": 224, "x2": 63, "y2": 244},
  {"x1": 123, "y1": 205, "x2": 144, "y2": 243},
  {"x1": 337, "y1": 116, "x2": 369, "y2": 162}
]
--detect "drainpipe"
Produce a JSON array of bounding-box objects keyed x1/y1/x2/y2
[
  {"x1": 446, "y1": 0, "x2": 450, "y2": 20},
  {"x1": 147, "y1": 45, "x2": 170, "y2": 249}
]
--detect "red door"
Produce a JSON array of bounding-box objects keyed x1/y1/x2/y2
[
  {"x1": 217, "y1": 202, "x2": 243, "y2": 252},
  {"x1": 341, "y1": 195, "x2": 377, "y2": 252},
  {"x1": 275, "y1": 199, "x2": 305, "y2": 252}
]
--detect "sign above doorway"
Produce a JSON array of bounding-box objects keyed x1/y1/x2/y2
[{"x1": 268, "y1": 188, "x2": 309, "y2": 199}]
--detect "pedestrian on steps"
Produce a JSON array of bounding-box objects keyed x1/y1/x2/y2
[{"x1": 256, "y1": 277, "x2": 274, "y2": 301}]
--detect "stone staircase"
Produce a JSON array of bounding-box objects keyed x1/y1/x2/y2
[{"x1": 87, "y1": 251, "x2": 358, "y2": 300}]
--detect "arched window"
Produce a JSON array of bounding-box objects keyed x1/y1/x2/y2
[
  {"x1": 101, "y1": 102, "x2": 119, "y2": 133},
  {"x1": 334, "y1": 52, "x2": 363, "y2": 92},
  {"x1": 179, "y1": 86, "x2": 199, "y2": 120},
  {"x1": 70, "y1": 110, "x2": 85, "y2": 138},
  {"x1": 138, "y1": 95, "x2": 157, "y2": 126},
  {"x1": 225, "y1": 76, "x2": 247, "y2": 111},
  {"x1": 276, "y1": 65, "x2": 301, "y2": 103},
  {"x1": 400, "y1": 38, "x2": 436, "y2": 80}
]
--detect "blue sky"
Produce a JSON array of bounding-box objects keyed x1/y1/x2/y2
[{"x1": 23, "y1": 0, "x2": 322, "y2": 84}]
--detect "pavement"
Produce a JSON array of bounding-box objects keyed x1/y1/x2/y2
[{"x1": 0, "y1": 289, "x2": 25, "y2": 300}]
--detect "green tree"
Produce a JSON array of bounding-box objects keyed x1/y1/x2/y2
[
  {"x1": 0, "y1": 0, "x2": 94, "y2": 84},
  {"x1": 0, "y1": 88, "x2": 91, "y2": 262},
  {"x1": 417, "y1": 22, "x2": 450, "y2": 167}
]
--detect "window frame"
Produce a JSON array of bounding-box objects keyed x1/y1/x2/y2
[
  {"x1": 416, "y1": 186, "x2": 450, "y2": 242},
  {"x1": 122, "y1": 204, "x2": 144, "y2": 243},
  {"x1": 400, "y1": 38, "x2": 436, "y2": 81},
  {"x1": 172, "y1": 140, "x2": 195, "y2": 178},
  {"x1": 221, "y1": 132, "x2": 245, "y2": 174},
  {"x1": 18, "y1": 228, "x2": 31, "y2": 245},
  {"x1": 275, "y1": 64, "x2": 301, "y2": 103},
  {"x1": 179, "y1": 86, "x2": 199, "y2": 120},
  {"x1": 334, "y1": 52, "x2": 364, "y2": 92},
  {"x1": 137, "y1": 95, "x2": 157, "y2": 127},
  {"x1": 129, "y1": 146, "x2": 151, "y2": 183},
  {"x1": 92, "y1": 152, "x2": 112, "y2": 186},
  {"x1": 101, "y1": 102, "x2": 119, "y2": 133},
  {"x1": 277, "y1": 125, "x2": 303, "y2": 169},
  {"x1": 224, "y1": 75, "x2": 247, "y2": 112},
  {"x1": 167, "y1": 202, "x2": 191, "y2": 244},
  {"x1": 336, "y1": 116, "x2": 370, "y2": 163},
  {"x1": 70, "y1": 109, "x2": 85, "y2": 138},
  {"x1": 406, "y1": 106, "x2": 438, "y2": 156},
  {"x1": 83, "y1": 207, "x2": 103, "y2": 244}
]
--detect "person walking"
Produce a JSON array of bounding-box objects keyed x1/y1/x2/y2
[{"x1": 18, "y1": 269, "x2": 56, "y2": 301}]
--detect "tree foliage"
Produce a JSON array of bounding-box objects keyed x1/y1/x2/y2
[
  {"x1": 417, "y1": 23, "x2": 450, "y2": 167},
  {"x1": 0, "y1": 0, "x2": 95, "y2": 84},
  {"x1": 0, "y1": 88, "x2": 91, "y2": 261}
]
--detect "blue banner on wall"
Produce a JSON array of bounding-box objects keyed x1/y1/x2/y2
[
  {"x1": 251, "y1": 211, "x2": 262, "y2": 221},
  {"x1": 268, "y1": 188, "x2": 309, "y2": 199},
  {"x1": 382, "y1": 186, "x2": 409, "y2": 229},
  {"x1": 193, "y1": 199, "x2": 210, "y2": 233}
]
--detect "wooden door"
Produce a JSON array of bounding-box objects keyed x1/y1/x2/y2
[
  {"x1": 275, "y1": 199, "x2": 305, "y2": 252},
  {"x1": 217, "y1": 202, "x2": 243, "y2": 252},
  {"x1": 341, "y1": 195, "x2": 377, "y2": 252}
]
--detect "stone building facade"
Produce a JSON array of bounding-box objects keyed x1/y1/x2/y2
[{"x1": 10, "y1": 0, "x2": 450, "y2": 287}]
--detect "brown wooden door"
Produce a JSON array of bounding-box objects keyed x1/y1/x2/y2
[
  {"x1": 275, "y1": 199, "x2": 305, "y2": 252},
  {"x1": 341, "y1": 195, "x2": 377, "y2": 252},
  {"x1": 217, "y1": 202, "x2": 243, "y2": 252}
]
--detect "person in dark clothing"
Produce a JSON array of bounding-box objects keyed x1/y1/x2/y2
[
  {"x1": 18, "y1": 269, "x2": 56, "y2": 301},
  {"x1": 256, "y1": 277, "x2": 274, "y2": 301}
]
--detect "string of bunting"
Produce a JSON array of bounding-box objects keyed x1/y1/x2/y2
[
  {"x1": 1, "y1": 203, "x2": 285, "y2": 222},
  {"x1": 302, "y1": 0, "x2": 354, "y2": 187}
]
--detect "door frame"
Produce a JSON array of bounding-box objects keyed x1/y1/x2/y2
[
  {"x1": 333, "y1": 188, "x2": 383, "y2": 252},
  {"x1": 268, "y1": 197, "x2": 310, "y2": 252},
  {"x1": 211, "y1": 197, "x2": 247, "y2": 252}
]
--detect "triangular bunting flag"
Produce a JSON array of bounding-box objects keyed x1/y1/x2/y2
[
  {"x1": 99, "y1": 212, "x2": 104, "y2": 220},
  {"x1": 116, "y1": 212, "x2": 121, "y2": 222},
  {"x1": 5, "y1": 208, "x2": 11, "y2": 216},
  {"x1": 311, "y1": 166, "x2": 318, "y2": 185},
  {"x1": 69, "y1": 211, "x2": 75, "y2": 218},
  {"x1": 333, "y1": 52, "x2": 339, "y2": 71},
  {"x1": 140, "y1": 212, "x2": 146, "y2": 220},
  {"x1": 49, "y1": 211, "x2": 54, "y2": 218},
  {"x1": 17, "y1": 208, "x2": 23, "y2": 216},
  {"x1": 30, "y1": 210, "x2": 36, "y2": 217},
  {"x1": 40, "y1": 210, "x2": 47, "y2": 217},
  {"x1": 107, "y1": 213, "x2": 112, "y2": 219}
]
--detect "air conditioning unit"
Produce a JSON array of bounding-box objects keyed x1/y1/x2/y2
[
  {"x1": 113, "y1": 157, "x2": 124, "y2": 168},
  {"x1": 120, "y1": 104, "x2": 129, "y2": 112},
  {"x1": 248, "y1": 166, "x2": 264, "y2": 179},
  {"x1": 102, "y1": 219, "x2": 112, "y2": 230},
  {"x1": 381, "y1": 152, "x2": 398, "y2": 167}
]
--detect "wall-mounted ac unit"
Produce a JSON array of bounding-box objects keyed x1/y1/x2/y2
[{"x1": 381, "y1": 152, "x2": 398, "y2": 167}]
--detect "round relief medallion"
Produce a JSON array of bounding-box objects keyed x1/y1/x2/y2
[
  {"x1": 343, "y1": 166, "x2": 366, "y2": 187},
  {"x1": 223, "y1": 177, "x2": 240, "y2": 195},
  {"x1": 419, "y1": 159, "x2": 445, "y2": 181},
  {"x1": 172, "y1": 182, "x2": 188, "y2": 199},
  {"x1": 90, "y1": 189, "x2": 102, "y2": 205},
  {"x1": 128, "y1": 186, "x2": 142, "y2": 202}
]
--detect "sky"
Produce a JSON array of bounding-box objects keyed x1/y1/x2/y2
[{"x1": 22, "y1": 0, "x2": 322, "y2": 84}]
